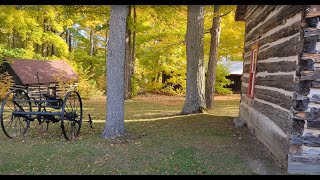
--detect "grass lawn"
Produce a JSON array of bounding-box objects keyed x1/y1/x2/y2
[{"x1": 0, "y1": 94, "x2": 286, "y2": 175}]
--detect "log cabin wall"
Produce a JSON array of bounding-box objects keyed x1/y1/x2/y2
[
  {"x1": 288, "y1": 5, "x2": 320, "y2": 175},
  {"x1": 11, "y1": 83, "x2": 78, "y2": 100},
  {"x1": 239, "y1": 5, "x2": 304, "y2": 168}
]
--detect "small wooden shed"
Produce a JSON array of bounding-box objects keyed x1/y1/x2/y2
[
  {"x1": 4, "y1": 58, "x2": 78, "y2": 99},
  {"x1": 219, "y1": 60, "x2": 243, "y2": 93},
  {"x1": 236, "y1": 5, "x2": 320, "y2": 174}
]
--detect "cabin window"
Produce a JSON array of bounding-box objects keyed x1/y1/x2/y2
[
  {"x1": 248, "y1": 44, "x2": 259, "y2": 98},
  {"x1": 47, "y1": 85, "x2": 57, "y2": 98}
]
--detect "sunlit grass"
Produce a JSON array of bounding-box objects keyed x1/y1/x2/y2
[{"x1": 0, "y1": 94, "x2": 286, "y2": 175}]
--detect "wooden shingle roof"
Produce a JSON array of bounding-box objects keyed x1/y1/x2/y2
[{"x1": 5, "y1": 58, "x2": 78, "y2": 85}]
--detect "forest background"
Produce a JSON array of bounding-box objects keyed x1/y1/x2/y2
[{"x1": 0, "y1": 5, "x2": 244, "y2": 99}]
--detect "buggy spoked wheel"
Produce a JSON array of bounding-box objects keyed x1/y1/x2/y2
[
  {"x1": 0, "y1": 89, "x2": 31, "y2": 138},
  {"x1": 61, "y1": 91, "x2": 82, "y2": 140}
]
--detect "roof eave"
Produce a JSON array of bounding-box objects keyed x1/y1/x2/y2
[{"x1": 235, "y1": 5, "x2": 246, "y2": 21}]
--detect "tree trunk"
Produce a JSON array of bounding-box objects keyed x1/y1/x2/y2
[
  {"x1": 36, "y1": 44, "x2": 39, "y2": 54},
  {"x1": 68, "y1": 29, "x2": 72, "y2": 53},
  {"x1": 181, "y1": 5, "x2": 206, "y2": 115},
  {"x1": 51, "y1": 30, "x2": 56, "y2": 56},
  {"x1": 131, "y1": 5, "x2": 136, "y2": 75},
  {"x1": 124, "y1": 5, "x2": 132, "y2": 100},
  {"x1": 89, "y1": 28, "x2": 94, "y2": 57},
  {"x1": 103, "y1": 5, "x2": 128, "y2": 139},
  {"x1": 205, "y1": 5, "x2": 221, "y2": 109},
  {"x1": 65, "y1": 28, "x2": 69, "y2": 44}
]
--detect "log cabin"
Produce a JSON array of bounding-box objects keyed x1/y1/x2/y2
[
  {"x1": 3, "y1": 58, "x2": 78, "y2": 99},
  {"x1": 235, "y1": 5, "x2": 320, "y2": 174}
]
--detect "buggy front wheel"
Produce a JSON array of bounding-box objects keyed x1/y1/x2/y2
[
  {"x1": 0, "y1": 89, "x2": 31, "y2": 138},
  {"x1": 61, "y1": 91, "x2": 83, "y2": 140}
]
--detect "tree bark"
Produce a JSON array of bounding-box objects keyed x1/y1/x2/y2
[
  {"x1": 68, "y1": 29, "x2": 72, "y2": 53},
  {"x1": 131, "y1": 5, "x2": 136, "y2": 75},
  {"x1": 103, "y1": 5, "x2": 128, "y2": 139},
  {"x1": 181, "y1": 5, "x2": 206, "y2": 115},
  {"x1": 65, "y1": 28, "x2": 69, "y2": 44},
  {"x1": 124, "y1": 5, "x2": 132, "y2": 100},
  {"x1": 205, "y1": 5, "x2": 221, "y2": 109}
]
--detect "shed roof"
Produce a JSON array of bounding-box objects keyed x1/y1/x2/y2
[
  {"x1": 235, "y1": 5, "x2": 246, "y2": 21},
  {"x1": 5, "y1": 58, "x2": 78, "y2": 85},
  {"x1": 218, "y1": 60, "x2": 243, "y2": 75}
]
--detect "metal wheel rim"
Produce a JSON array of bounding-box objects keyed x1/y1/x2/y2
[
  {"x1": 61, "y1": 91, "x2": 82, "y2": 140},
  {"x1": 0, "y1": 89, "x2": 31, "y2": 138}
]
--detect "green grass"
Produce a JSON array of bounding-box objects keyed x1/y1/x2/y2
[{"x1": 0, "y1": 94, "x2": 286, "y2": 175}]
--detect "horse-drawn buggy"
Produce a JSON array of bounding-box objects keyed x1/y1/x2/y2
[
  {"x1": 0, "y1": 74, "x2": 82, "y2": 140},
  {"x1": 0, "y1": 72, "x2": 83, "y2": 141}
]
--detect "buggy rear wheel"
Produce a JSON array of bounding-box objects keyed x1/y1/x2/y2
[
  {"x1": 0, "y1": 89, "x2": 31, "y2": 138},
  {"x1": 61, "y1": 91, "x2": 82, "y2": 140}
]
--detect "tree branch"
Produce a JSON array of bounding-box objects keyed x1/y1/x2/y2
[{"x1": 220, "y1": 11, "x2": 231, "y2": 18}]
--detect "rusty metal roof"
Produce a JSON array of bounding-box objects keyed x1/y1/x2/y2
[{"x1": 5, "y1": 58, "x2": 78, "y2": 85}]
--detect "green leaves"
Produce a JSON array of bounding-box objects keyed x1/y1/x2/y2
[{"x1": 0, "y1": 5, "x2": 244, "y2": 97}]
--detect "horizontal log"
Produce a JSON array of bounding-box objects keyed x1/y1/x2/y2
[
  {"x1": 291, "y1": 134, "x2": 320, "y2": 146},
  {"x1": 302, "y1": 134, "x2": 320, "y2": 147},
  {"x1": 305, "y1": 5, "x2": 320, "y2": 18},
  {"x1": 307, "y1": 120, "x2": 320, "y2": 130},
  {"x1": 302, "y1": 53, "x2": 320, "y2": 62},
  {"x1": 294, "y1": 107, "x2": 320, "y2": 121},
  {"x1": 245, "y1": 5, "x2": 302, "y2": 43},
  {"x1": 304, "y1": 28, "x2": 320, "y2": 37},
  {"x1": 254, "y1": 88, "x2": 293, "y2": 110},
  {"x1": 312, "y1": 81, "x2": 320, "y2": 87},
  {"x1": 241, "y1": 84, "x2": 248, "y2": 95},
  {"x1": 253, "y1": 99, "x2": 291, "y2": 132},
  {"x1": 300, "y1": 70, "x2": 320, "y2": 80},
  {"x1": 288, "y1": 154, "x2": 320, "y2": 174},
  {"x1": 240, "y1": 102, "x2": 289, "y2": 166},
  {"x1": 258, "y1": 35, "x2": 300, "y2": 60},
  {"x1": 245, "y1": 20, "x2": 301, "y2": 53},
  {"x1": 245, "y1": 6, "x2": 277, "y2": 35},
  {"x1": 293, "y1": 92, "x2": 309, "y2": 100},
  {"x1": 255, "y1": 75, "x2": 294, "y2": 91},
  {"x1": 290, "y1": 135, "x2": 303, "y2": 145},
  {"x1": 244, "y1": 5, "x2": 260, "y2": 22},
  {"x1": 243, "y1": 61, "x2": 297, "y2": 74}
]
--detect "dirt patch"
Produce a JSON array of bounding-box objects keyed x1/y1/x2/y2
[{"x1": 214, "y1": 94, "x2": 240, "y2": 101}]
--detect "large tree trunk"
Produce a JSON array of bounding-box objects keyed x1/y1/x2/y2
[
  {"x1": 205, "y1": 5, "x2": 221, "y2": 109},
  {"x1": 124, "y1": 5, "x2": 132, "y2": 100},
  {"x1": 181, "y1": 5, "x2": 206, "y2": 115},
  {"x1": 131, "y1": 5, "x2": 136, "y2": 76},
  {"x1": 103, "y1": 5, "x2": 128, "y2": 139}
]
